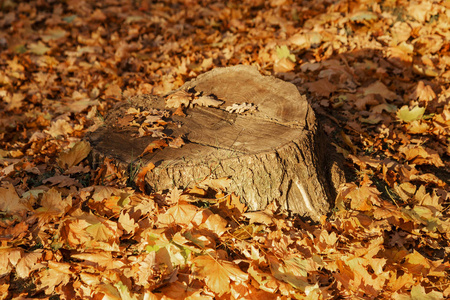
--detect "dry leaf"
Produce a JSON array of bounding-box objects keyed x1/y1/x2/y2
[
  {"x1": 57, "y1": 140, "x2": 91, "y2": 169},
  {"x1": 139, "y1": 139, "x2": 168, "y2": 157},
  {"x1": 192, "y1": 255, "x2": 248, "y2": 296},
  {"x1": 165, "y1": 90, "x2": 192, "y2": 108},
  {"x1": 192, "y1": 95, "x2": 223, "y2": 107}
]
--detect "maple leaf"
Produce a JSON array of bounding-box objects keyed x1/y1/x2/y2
[
  {"x1": 344, "y1": 183, "x2": 380, "y2": 211},
  {"x1": 0, "y1": 184, "x2": 29, "y2": 216},
  {"x1": 363, "y1": 81, "x2": 397, "y2": 101},
  {"x1": 57, "y1": 140, "x2": 91, "y2": 169},
  {"x1": 42, "y1": 175, "x2": 81, "y2": 187},
  {"x1": 393, "y1": 284, "x2": 443, "y2": 300},
  {"x1": 268, "y1": 255, "x2": 312, "y2": 292},
  {"x1": 157, "y1": 201, "x2": 198, "y2": 226},
  {"x1": 118, "y1": 211, "x2": 138, "y2": 234},
  {"x1": 60, "y1": 210, "x2": 120, "y2": 251},
  {"x1": 192, "y1": 254, "x2": 248, "y2": 296},
  {"x1": 397, "y1": 106, "x2": 426, "y2": 122},
  {"x1": 202, "y1": 213, "x2": 228, "y2": 236},
  {"x1": 44, "y1": 119, "x2": 74, "y2": 138},
  {"x1": 398, "y1": 144, "x2": 444, "y2": 167},
  {"x1": 36, "y1": 261, "x2": 72, "y2": 295},
  {"x1": 16, "y1": 250, "x2": 43, "y2": 278},
  {"x1": 275, "y1": 45, "x2": 295, "y2": 62},
  {"x1": 28, "y1": 41, "x2": 51, "y2": 55},
  {"x1": 71, "y1": 252, "x2": 125, "y2": 270},
  {"x1": 34, "y1": 188, "x2": 71, "y2": 224},
  {"x1": 410, "y1": 81, "x2": 436, "y2": 102},
  {"x1": 0, "y1": 248, "x2": 22, "y2": 277},
  {"x1": 304, "y1": 79, "x2": 337, "y2": 97},
  {"x1": 198, "y1": 177, "x2": 231, "y2": 191},
  {"x1": 157, "y1": 281, "x2": 202, "y2": 299}
]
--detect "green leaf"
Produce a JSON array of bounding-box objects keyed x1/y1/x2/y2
[
  {"x1": 276, "y1": 45, "x2": 296, "y2": 62},
  {"x1": 396, "y1": 106, "x2": 425, "y2": 122}
]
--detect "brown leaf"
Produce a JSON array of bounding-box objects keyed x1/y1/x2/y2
[
  {"x1": 304, "y1": 79, "x2": 337, "y2": 97},
  {"x1": 363, "y1": 81, "x2": 397, "y2": 101}
]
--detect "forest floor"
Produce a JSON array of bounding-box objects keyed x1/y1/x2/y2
[{"x1": 0, "y1": 0, "x2": 449, "y2": 299}]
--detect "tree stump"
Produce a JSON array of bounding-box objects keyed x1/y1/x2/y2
[{"x1": 88, "y1": 65, "x2": 344, "y2": 220}]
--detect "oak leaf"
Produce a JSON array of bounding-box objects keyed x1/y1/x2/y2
[
  {"x1": 165, "y1": 90, "x2": 192, "y2": 108},
  {"x1": 192, "y1": 95, "x2": 223, "y2": 107}
]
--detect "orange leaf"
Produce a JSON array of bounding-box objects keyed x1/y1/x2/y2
[
  {"x1": 157, "y1": 201, "x2": 198, "y2": 226},
  {"x1": 139, "y1": 139, "x2": 167, "y2": 157},
  {"x1": 136, "y1": 162, "x2": 155, "y2": 193},
  {"x1": 192, "y1": 255, "x2": 247, "y2": 296}
]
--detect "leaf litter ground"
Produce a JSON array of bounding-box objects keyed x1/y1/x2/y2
[{"x1": 0, "y1": 0, "x2": 449, "y2": 299}]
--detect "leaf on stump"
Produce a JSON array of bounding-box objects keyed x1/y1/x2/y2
[{"x1": 139, "y1": 139, "x2": 168, "y2": 157}]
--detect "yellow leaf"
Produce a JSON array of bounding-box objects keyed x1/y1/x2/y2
[{"x1": 397, "y1": 106, "x2": 425, "y2": 122}]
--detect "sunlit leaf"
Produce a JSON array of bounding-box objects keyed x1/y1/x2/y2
[{"x1": 397, "y1": 106, "x2": 426, "y2": 122}]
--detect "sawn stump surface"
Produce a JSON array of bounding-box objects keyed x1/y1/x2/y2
[{"x1": 88, "y1": 65, "x2": 344, "y2": 220}]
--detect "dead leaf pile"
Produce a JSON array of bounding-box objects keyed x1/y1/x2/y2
[{"x1": 0, "y1": 0, "x2": 449, "y2": 299}]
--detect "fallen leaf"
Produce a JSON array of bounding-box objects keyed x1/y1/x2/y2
[
  {"x1": 192, "y1": 255, "x2": 247, "y2": 296},
  {"x1": 135, "y1": 162, "x2": 155, "y2": 193},
  {"x1": 57, "y1": 140, "x2": 91, "y2": 169},
  {"x1": 397, "y1": 106, "x2": 425, "y2": 122}
]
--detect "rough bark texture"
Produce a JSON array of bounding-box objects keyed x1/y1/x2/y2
[{"x1": 88, "y1": 65, "x2": 344, "y2": 220}]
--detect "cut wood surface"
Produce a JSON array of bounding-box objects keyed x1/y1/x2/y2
[{"x1": 88, "y1": 65, "x2": 344, "y2": 220}]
